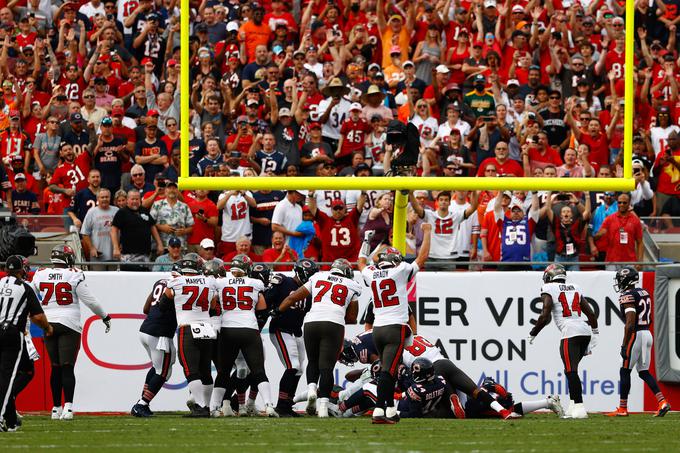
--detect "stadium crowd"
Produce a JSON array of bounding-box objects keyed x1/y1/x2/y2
[{"x1": 0, "y1": 0, "x2": 677, "y2": 269}]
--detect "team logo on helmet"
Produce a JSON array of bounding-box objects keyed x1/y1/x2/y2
[
  {"x1": 178, "y1": 253, "x2": 203, "y2": 275},
  {"x1": 370, "y1": 359, "x2": 382, "y2": 381},
  {"x1": 542, "y1": 263, "x2": 567, "y2": 283},
  {"x1": 330, "y1": 258, "x2": 354, "y2": 279},
  {"x1": 614, "y1": 266, "x2": 639, "y2": 293},
  {"x1": 250, "y1": 263, "x2": 271, "y2": 286},
  {"x1": 230, "y1": 254, "x2": 253, "y2": 275},
  {"x1": 339, "y1": 339, "x2": 359, "y2": 366},
  {"x1": 411, "y1": 357, "x2": 435, "y2": 383},
  {"x1": 377, "y1": 247, "x2": 402, "y2": 269},
  {"x1": 294, "y1": 258, "x2": 319, "y2": 284},
  {"x1": 50, "y1": 244, "x2": 76, "y2": 266}
]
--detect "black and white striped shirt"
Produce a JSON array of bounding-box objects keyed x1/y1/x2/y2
[{"x1": 0, "y1": 276, "x2": 42, "y2": 332}]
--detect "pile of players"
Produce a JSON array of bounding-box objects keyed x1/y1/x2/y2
[{"x1": 129, "y1": 224, "x2": 564, "y2": 421}]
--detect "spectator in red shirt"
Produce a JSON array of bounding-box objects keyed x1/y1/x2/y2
[
  {"x1": 222, "y1": 236, "x2": 261, "y2": 262},
  {"x1": 186, "y1": 189, "x2": 219, "y2": 252},
  {"x1": 335, "y1": 102, "x2": 371, "y2": 168},
  {"x1": 307, "y1": 192, "x2": 366, "y2": 262},
  {"x1": 261, "y1": 231, "x2": 298, "y2": 271},
  {"x1": 593, "y1": 193, "x2": 643, "y2": 271},
  {"x1": 477, "y1": 141, "x2": 523, "y2": 177}
]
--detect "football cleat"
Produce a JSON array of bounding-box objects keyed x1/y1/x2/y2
[
  {"x1": 318, "y1": 399, "x2": 329, "y2": 418},
  {"x1": 450, "y1": 394, "x2": 466, "y2": 419},
  {"x1": 222, "y1": 400, "x2": 236, "y2": 417},
  {"x1": 385, "y1": 406, "x2": 400, "y2": 423},
  {"x1": 186, "y1": 396, "x2": 197, "y2": 412},
  {"x1": 210, "y1": 409, "x2": 223, "y2": 418},
  {"x1": 306, "y1": 389, "x2": 317, "y2": 416},
  {"x1": 655, "y1": 400, "x2": 671, "y2": 417},
  {"x1": 606, "y1": 407, "x2": 629, "y2": 417},
  {"x1": 327, "y1": 403, "x2": 342, "y2": 418},
  {"x1": 246, "y1": 401, "x2": 257, "y2": 417},
  {"x1": 265, "y1": 404, "x2": 279, "y2": 418},
  {"x1": 371, "y1": 407, "x2": 388, "y2": 424},
  {"x1": 0, "y1": 420, "x2": 18, "y2": 432},
  {"x1": 60, "y1": 409, "x2": 74, "y2": 420},
  {"x1": 570, "y1": 403, "x2": 588, "y2": 419},
  {"x1": 131, "y1": 403, "x2": 152, "y2": 418},
  {"x1": 51, "y1": 406, "x2": 62, "y2": 420},
  {"x1": 238, "y1": 404, "x2": 249, "y2": 417},
  {"x1": 499, "y1": 409, "x2": 521, "y2": 420},
  {"x1": 547, "y1": 395, "x2": 565, "y2": 417}
]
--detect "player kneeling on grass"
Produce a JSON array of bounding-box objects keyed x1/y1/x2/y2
[
  {"x1": 607, "y1": 267, "x2": 671, "y2": 417},
  {"x1": 209, "y1": 255, "x2": 278, "y2": 417},
  {"x1": 275, "y1": 258, "x2": 361, "y2": 418},
  {"x1": 529, "y1": 263, "x2": 598, "y2": 419}
]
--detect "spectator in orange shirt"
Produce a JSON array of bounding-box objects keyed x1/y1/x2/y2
[{"x1": 240, "y1": 5, "x2": 271, "y2": 63}]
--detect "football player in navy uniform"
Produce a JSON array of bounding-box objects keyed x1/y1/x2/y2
[
  {"x1": 339, "y1": 330, "x2": 379, "y2": 366},
  {"x1": 398, "y1": 358, "x2": 449, "y2": 418},
  {"x1": 607, "y1": 267, "x2": 671, "y2": 417},
  {"x1": 131, "y1": 272, "x2": 178, "y2": 417},
  {"x1": 264, "y1": 258, "x2": 318, "y2": 416}
]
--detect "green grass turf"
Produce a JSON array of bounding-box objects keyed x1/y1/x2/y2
[{"x1": 2, "y1": 413, "x2": 676, "y2": 452}]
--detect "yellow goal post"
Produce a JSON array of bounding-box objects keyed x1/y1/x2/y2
[{"x1": 179, "y1": 0, "x2": 636, "y2": 253}]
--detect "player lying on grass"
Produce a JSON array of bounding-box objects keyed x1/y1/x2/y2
[{"x1": 340, "y1": 330, "x2": 521, "y2": 419}]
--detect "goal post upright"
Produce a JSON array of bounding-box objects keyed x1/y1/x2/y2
[{"x1": 179, "y1": 0, "x2": 636, "y2": 255}]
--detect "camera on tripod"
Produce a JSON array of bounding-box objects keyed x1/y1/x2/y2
[
  {"x1": 0, "y1": 208, "x2": 36, "y2": 261},
  {"x1": 385, "y1": 120, "x2": 420, "y2": 176}
]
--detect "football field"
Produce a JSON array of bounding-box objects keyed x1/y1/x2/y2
[{"x1": 3, "y1": 413, "x2": 676, "y2": 452}]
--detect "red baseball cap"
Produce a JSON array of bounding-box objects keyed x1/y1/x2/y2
[
  {"x1": 309, "y1": 121, "x2": 321, "y2": 129},
  {"x1": 147, "y1": 109, "x2": 160, "y2": 117},
  {"x1": 167, "y1": 59, "x2": 178, "y2": 67},
  {"x1": 141, "y1": 57, "x2": 154, "y2": 66},
  {"x1": 330, "y1": 198, "x2": 345, "y2": 208}
]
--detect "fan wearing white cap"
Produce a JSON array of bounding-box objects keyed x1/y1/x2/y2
[
  {"x1": 316, "y1": 77, "x2": 352, "y2": 151},
  {"x1": 335, "y1": 102, "x2": 371, "y2": 168},
  {"x1": 492, "y1": 188, "x2": 540, "y2": 271}
]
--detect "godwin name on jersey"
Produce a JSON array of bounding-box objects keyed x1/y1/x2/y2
[{"x1": 541, "y1": 281, "x2": 592, "y2": 338}]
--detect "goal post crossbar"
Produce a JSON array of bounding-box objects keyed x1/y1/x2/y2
[{"x1": 179, "y1": 0, "x2": 636, "y2": 252}]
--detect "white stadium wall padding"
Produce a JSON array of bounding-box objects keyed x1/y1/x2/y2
[{"x1": 73, "y1": 271, "x2": 643, "y2": 412}]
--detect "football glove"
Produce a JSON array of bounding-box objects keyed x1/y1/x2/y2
[
  {"x1": 103, "y1": 316, "x2": 111, "y2": 333},
  {"x1": 269, "y1": 307, "x2": 282, "y2": 319},
  {"x1": 527, "y1": 335, "x2": 536, "y2": 345}
]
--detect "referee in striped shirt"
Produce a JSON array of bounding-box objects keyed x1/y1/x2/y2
[{"x1": 0, "y1": 255, "x2": 51, "y2": 432}]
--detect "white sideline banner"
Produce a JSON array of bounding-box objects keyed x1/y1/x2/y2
[
  {"x1": 73, "y1": 272, "x2": 642, "y2": 412},
  {"x1": 415, "y1": 272, "x2": 643, "y2": 412}
]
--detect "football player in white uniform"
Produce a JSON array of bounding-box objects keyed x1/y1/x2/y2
[
  {"x1": 277, "y1": 258, "x2": 361, "y2": 418},
  {"x1": 357, "y1": 222, "x2": 431, "y2": 424},
  {"x1": 529, "y1": 263, "x2": 598, "y2": 419},
  {"x1": 209, "y1": 255, "x2": 277, "y2": 417},
  {"x1": 159, "y1": 253, "x2": 216, "y2": 417},
  {"x1": 33, "y1": 245, "x2": 111, "y2": 421}
]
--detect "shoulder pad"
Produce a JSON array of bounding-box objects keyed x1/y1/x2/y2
[{"x1": 270, "y1": 274, "x2": 284, "y2": 286}]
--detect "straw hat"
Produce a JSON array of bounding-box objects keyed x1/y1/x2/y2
[
  {"x1": 361, "y1": 84, "x2": 386, "y2": 103},
  {"x1": 321, "y1": 77, "x2": 350, "y2": 97}
]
